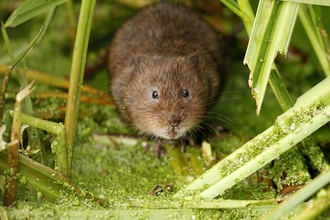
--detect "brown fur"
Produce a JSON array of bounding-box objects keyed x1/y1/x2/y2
[{"x1": 108, "y1": 2, "x2": 226, "y2": 139}]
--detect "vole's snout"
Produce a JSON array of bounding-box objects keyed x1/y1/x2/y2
[{"x1": 169, "y1": 115, "x2": 181, "y2": 128}]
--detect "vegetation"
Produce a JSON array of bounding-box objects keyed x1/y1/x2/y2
[{"x1": 0, "y1": 0, "x2": 330, "y2": 219}]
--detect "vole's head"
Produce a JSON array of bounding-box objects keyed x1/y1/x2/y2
[{"x1": 123, "y1": 53, "x2": 211, "y2": 139}]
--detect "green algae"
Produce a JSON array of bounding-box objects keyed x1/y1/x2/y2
[{"x1": 272, "y1": 147, "x2": 311, "y2": 193}]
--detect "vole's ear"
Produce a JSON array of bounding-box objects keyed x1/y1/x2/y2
[
  {"x1": 185, "y1": 51, "x2": 202, "y2": 69},
  {"x1": 125, "y1": 53, "x2": 146, "y2": 67},
  {"x1": 124, "y1": 53, "x2": 149, "y2": 80}
]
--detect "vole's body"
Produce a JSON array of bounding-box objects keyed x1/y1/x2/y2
[{"x1": 108, "y1": 2, "x2": 225, "y2": 140}]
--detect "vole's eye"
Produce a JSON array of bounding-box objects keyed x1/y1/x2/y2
[
  {"x1": 183, "y1": 89, "x2": 189, "y2": 98},
  {"x1": 152, "y1": 91, "x2": 159, "y2": 99}
]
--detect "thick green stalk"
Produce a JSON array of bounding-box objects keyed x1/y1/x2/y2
[
  {"x1": 202, "y1": 104, "x2": 329, "y2": 199},
  {"x1": 279, "y1": 0, "x2": 330, "y2": 6},
  {"x1": 7, "y1": 111, "x2": 64, "y2": 135},
  {"x1": 64, "y1": 0, "x2": 96, "y2": 178},
  {"x1": 175, "y1": 75, "x2": 330, "y2": 199}
]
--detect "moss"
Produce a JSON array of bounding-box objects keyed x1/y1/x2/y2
[
  {"x1": 299, "y1": 137, "x2": 329, "y2": 171},
  {"x1": 220, "y1": 208, "x2": 265, "y2": 220},
  {"x1": 211, "y1": 132, "x2": 247, "y2": 156},
  {"x1": 221, "y1": 171, "x2": 277, "y2": 200},
  {"x1": 67, "y1": 139, "x2": 179, "y2": 209},
  {"x1": 272, "y1": 147, "x2": 311, "y2": 193}
]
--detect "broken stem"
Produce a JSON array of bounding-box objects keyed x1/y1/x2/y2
[{"x1": 4, "y1": 81, "x2": 35, "y2": 206}]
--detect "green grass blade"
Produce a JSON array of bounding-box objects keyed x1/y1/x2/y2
[
  {"x1": 279, "y1": 0, "x2": 330, "y2": 6},
  {"x1": 4, "y1": 0, "x2": 68, "y2": 28},
  {"x1": 1, "y1": 25, "x2": 45, "y2": 68},
  {"x1": 0, "y1": 26, "x2": 44, "y2": 118},
  {"x1": 35, "y1": 7, "x2": 57, "y2": 46},
  {"x1": 244, "y1": 0, "x2": 299, "y2": 115},
  {"x1": 219, "y1": 0, "x2": 254, "y2": 36},
  {"x1": 269, "y1": 68, "x2": 294, "y2": 112},
  {"x1": 218, "y1": 0, "x2": 251, "y2": 22},
  {"x1": 298, "y1": 5, "x2": 330, "y2": 77},
  {"x1": 1, "y1": 24, "x2": 15, "y2": 61}
]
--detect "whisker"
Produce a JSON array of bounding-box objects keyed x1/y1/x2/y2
[
  {"x1": 205, "y1": 112, "x2": 234, "y2": 122},
  {"x1": 201, "y1": 121, "x2": 221, "y2": 138},
  {"x1": 201, "y1": 90, "x2": 243, "y2": 103},
  {"x1": 202, "y1": 115, "x2": 235, "y2": 129}
]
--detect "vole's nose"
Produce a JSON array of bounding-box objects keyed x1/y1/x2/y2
[{"x1": 169, "y1": 115, "x2": 181, "y2": 128}]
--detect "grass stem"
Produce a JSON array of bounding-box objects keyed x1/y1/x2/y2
[{"x1": 64, "y1": 0, "x2": 96, "y2": 178}]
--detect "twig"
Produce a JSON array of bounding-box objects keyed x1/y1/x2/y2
[{"x1": 4, "y1": 81, "x2": 35, "y2": 206}]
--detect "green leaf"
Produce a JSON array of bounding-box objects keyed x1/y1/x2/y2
[
  {"x1": 4, "y1": 0, "x2": 68, "y2": 28},
  {"x1": 280, "y1": 0, "x2": 330, "y2": 6},
  {"x1": 298, "y1": 5, "x2": 330, "y2": 77},
  {"x1": 243, "y1": 0, "x2": 299, "y2": 115},
  {"x1": 218, "y1": 0, "x2": 249, "y2": 20}
]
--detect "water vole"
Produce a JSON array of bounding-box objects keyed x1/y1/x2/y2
[{"x1": 108, "y1": 2, "x2": 226, "y2": 140}]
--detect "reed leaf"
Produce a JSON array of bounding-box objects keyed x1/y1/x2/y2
[
  {"x1": 298, "y1": 5, "x2": 330, "y2": 77},
  {"x1": 280, "y1": 0, "x2": 330, "y2": 6},
  {"x1": 243, "y1": 0, "x2": 299, "y2": 115},
  {"x1": 4, "y1": 0, "x2": 68, "y2": 28}
]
